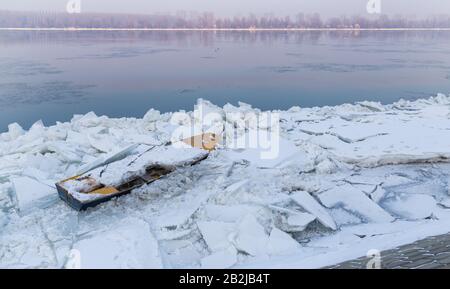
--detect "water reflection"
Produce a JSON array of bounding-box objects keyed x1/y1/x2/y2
[
  {"x1": 0, "y1": 81, "x2": 96, "y2": 106},
  {"x1": 0, "y1": 30, "x2": 449, "y2": 131},
  {"x1": 1, "y1": 30, "x2": 449, "y2": 46},
  {"x1": 0, "y1": 58, "x2": 63, "y2": 76}
]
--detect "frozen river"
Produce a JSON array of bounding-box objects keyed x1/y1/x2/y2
[{"x1": 1, "y1": 30, "x2": 450, "y2": 131}]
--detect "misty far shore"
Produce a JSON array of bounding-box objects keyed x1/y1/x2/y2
[
  {"x1": 1, "y1": 10, "x2": 450, "y2": 29},
  {"x1": 2, "y1": 28, "x2": 450, "y2": 31}
]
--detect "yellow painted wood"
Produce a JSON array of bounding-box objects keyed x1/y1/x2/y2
[
  {"x1": 182, "y1": 133, "x2": 220, "y2": 151},
  {"x1": 89, "y1": 187, "x2": 119, "y2": 195},
  {"x1": 59, "y1": 175, "x2": 81, "y2": 184}
]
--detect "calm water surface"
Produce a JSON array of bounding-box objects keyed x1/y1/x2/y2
[{"x1": 1, "y1": 30, "x2": 450, "y2": 131}]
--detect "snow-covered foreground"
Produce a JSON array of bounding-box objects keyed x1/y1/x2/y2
[{"x1": 2, "y1": 95, "x2": 450, "y2": 269}]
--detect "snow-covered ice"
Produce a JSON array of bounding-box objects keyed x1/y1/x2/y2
[
  {"x1": 233, "y1": 214, "x2": 269, "y2": 257},
  {"x1": 318, "y1": 184, "x2": 395, "y2": 223},
  {"x1": 290, "y1": 191, "x2": 337, "y2": 230},
  {"x1": 201, "y1": 246, "x2": 238, "y2": 269},
  {"x1": 11, "y1": 176, "x2": 57, "y2": 214},
  {"x1": 71, "y1": 218, "x2": 162, "y2": 269},
  {"x1": 2, "y1": 95, "x2": 450, "y2": 268},
  {"x1": 266, "y1": 228, "x2": 300, "y2": 256}
]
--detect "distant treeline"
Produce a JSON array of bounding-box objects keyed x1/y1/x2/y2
[{"x1": 1, "y1": 11, "x2": 450, "y2": 29}]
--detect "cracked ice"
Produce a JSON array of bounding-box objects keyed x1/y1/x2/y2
[{"x1": 2, "y1": 95, "x2": 450, "y2": 268}]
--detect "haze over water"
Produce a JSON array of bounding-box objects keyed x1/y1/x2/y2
[{"x1": 1, "y1": 30, "x2": 450, "y2": 131}]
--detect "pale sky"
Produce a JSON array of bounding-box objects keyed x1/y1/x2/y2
[{"x1": 1, "y1": 0, "x2": 449, "y2": 17}]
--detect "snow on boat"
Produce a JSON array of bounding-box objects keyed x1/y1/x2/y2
[{"x1": 56, "y1": 133, "x2": 218, "y2": 210}]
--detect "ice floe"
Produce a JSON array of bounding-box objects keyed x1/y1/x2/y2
[
  {"x1": 11, "y1": 176, "x2": 57, "y2": 214},
  {"x1": 266, "y1": 228, "x2": 301, "y2": 256},
  {"x1": 318, "y1": 184, "x2": 395, "y2": 223},
  {"x1": 2, "y1": 95, "x2": 450, "y2": 268},
  {"x1": 201, "y1": 246, "x2": 238, "y2": 269},
  {"x1": 290, "y1": 191, "x2": 337, "y2": 230},
  {"x1": 71, "y1": 218, "x2": 162, "y2": 269}
]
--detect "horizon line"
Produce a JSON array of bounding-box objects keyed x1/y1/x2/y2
[
  {"x1": 1, "y1": 27, "x2": 450, "y2": 32},
  {"x1": 1, "y1": 10, "x2": 450, "y2": 18}
]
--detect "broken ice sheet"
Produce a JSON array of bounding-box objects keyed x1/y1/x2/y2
[
  {"x1": 0, "y1": 214, "x2": 59, "y2": 268},
  {"x1": 318, "y1": 184, "x2": 394, "y2": 223},
  {"x1": 198, "y1": 214, "x2": 303, "y2": 266},
  {"x1": 290, "y1": 191, "x2": 337, "y2": 230},
  {"x1": 87, "y1": 133, "x2": 119, "y2": 153},
  {"x1": 197, "y1": 221, "x2": 236, "y2": 252},
  {"x1": 0, "y1": 182, "x2": 13, "y2": 210},
  {"x1": 221, "y1": 136, "x2": 311, "y2": 169},
  {"x1": 284, "y1": 212, "x2": 316, "y2": 232},
  {"x1": 203, "y1": 204, "x2": 262, "y2": 223},
  {"x1": 233, "y1": 214, "x2": 268, "y2": 257},
  {"x1": 296, "y1": 101, "x2": 450, "y2": 166},
  {"x1": 160, "y1": 237, "x2": 205, "y2": 268},
  {"x1": 4, "y1": 122, "x2": 25, "y2": 141},
  {"x1": 382, "y1": 194, "x2": 441, "y2": 220},
  {"x1": 201, "y1": 246, "x2": 238, "y2": 269},
  {"x1": 439, "y1": 198, "x2": 450, "y2": 209},
  {"x1": 75, "y1": 143, "x2": 140, "y2": 175},
  {"x1": 369, "y1": 186, "x2": 387, "y2": 204},
  {"x1": 155, "y1": 189, "x2": 216, "y2": 229},
  {"x1": 11, "y1": 176, "x2": 57, "y2": 214},
  {"x1": 72, "y1": 218, "x2": 162, "y2": 269},
  {"x1": 266, "y1": 228, "x2": 301, "y2": 256},
  {"x1": 3, "y1": 95, "x2": 450, "y2": 268},
  {"x1": 329, "y1": 207, "x2": 363, "y2": 226}
]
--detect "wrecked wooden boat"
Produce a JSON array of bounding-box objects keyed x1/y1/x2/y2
[{"x1": 56, "y1": 133, "x2": 219, "y2": 210}]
